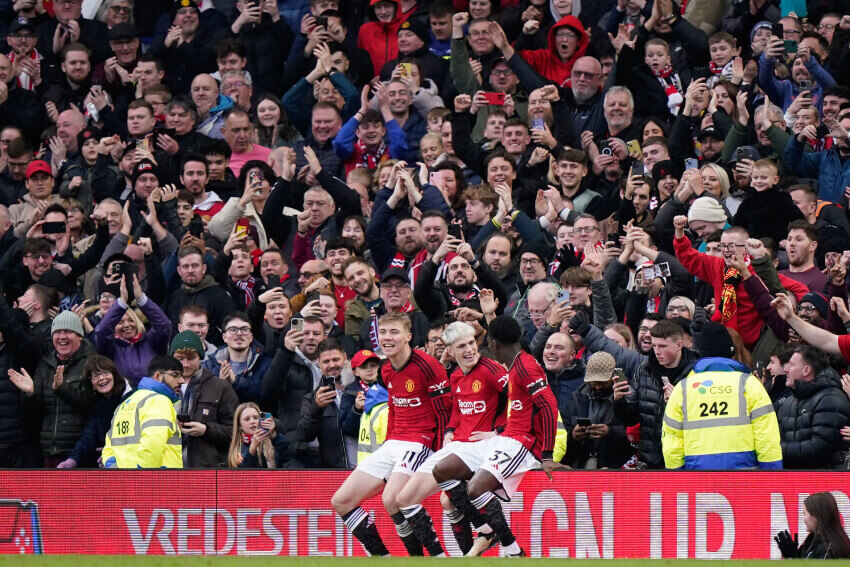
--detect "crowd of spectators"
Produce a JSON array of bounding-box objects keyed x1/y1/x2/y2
[{"x1": 0, "y1": 0, "x2": 848, "y2": 470}]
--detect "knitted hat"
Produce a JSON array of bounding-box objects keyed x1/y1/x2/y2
[
  {"x1": 77, "y1": 126, "x2": 102, "y2": 151},
  {"x1": 171, "y1": 0, "x2": 200, "y2": 18},
  {"x1": 518, "y1": 241, "x2": 550, "y2": 265},
  {"x1": 750, "y1": 21, "x2": 772, "y2": 44},
  {"x1": 169, "y1": 330, "x2": 205, "y2": 358},
  {"x1": 652, "y1": 159, "x2": 682, "y2": 181},
  {"x1": 131, "y1": 159, "x2": 160, "y2": 186},
  {"x1": 687, "y1": 196, "x2": 727, "y2": 224},
  {"x1": 584, "y1": 351, "x2": 615, "y2": 382},
  {"x1": 692, "y1": 320, "x2": 734, "y2": 358},
  {"x1": 397, "y1": 18, "x2": 429, "y2": 44},
  {"x1": 51, "y1": 310, "x2": 84, "y2": 337},
  {"x1": 800, "y1": 292, "x2": 828, "y2": 318}
]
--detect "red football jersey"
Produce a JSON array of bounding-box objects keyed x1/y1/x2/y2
[
  {"x1": 447, "y1": 357, "x2": 508, "y2": 442},
  {"x1": 501, "y1": 351, "x2": 558, "y2": 459},
  {"x1": 382, "y1": 349, "x2": 451, "y2": 447}
]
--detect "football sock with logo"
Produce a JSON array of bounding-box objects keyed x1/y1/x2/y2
[
  {"x1": 471, "y1": 493, "x2": 520, "y2": 554},
  {"x1": 391, "y1": 511, "x2": 424, "y2": 556},
  {"x1": 439, "y1": 480, "x2": 493, "y2": 536},
  {"x1": 400, "y1": 504, "x2": 445, "y2": 556},
  {"x1": 341, "y1": 508, "x2": 390, "y2": 557},
  {"x1": 446, "y1": 506, "x2": 474, "y2": 554}
]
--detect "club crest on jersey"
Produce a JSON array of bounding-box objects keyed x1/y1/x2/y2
[
  {"x1": 405, "y1": 379, "x2": 415, "y2": 392},
  {"x1": 472, "y1": 380, "x2": 482, "y2": 393}
]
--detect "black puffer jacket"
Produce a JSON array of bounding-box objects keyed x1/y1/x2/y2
[
  {"x1": 233, "y1": 15, "x2": 294, "y2": 94},
  {"x1": 617, "y1": 349, "x2": 699, "y2": 468},
  {"x1": 777, "y1": 368, "x2": 850, "y2": 470},
  {"x1": 0, "y1": 295, "x2": 44, "y2": 451},
  {"x1": 583, "y1": 324, "x2": 699, "y2": 468},
  {"x1": 263, "y1": 345, "x2": 318, "y2": 458},
  {"x1": 565, "y1": 383, "x2": 634, "y2": 469},
  {"x1": 296, "y1": 386, "x2": 349, "y2": 469},
  {"x1": 31, "y1": 340, "x2": 98, "y2": 458}
]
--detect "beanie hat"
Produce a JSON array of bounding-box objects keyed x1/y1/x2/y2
[
  {"x1": 169, "y1": 330, "x2": 205, "y2": 359},
  {"x1": 397, "y1": 18, "x2": 429, "y2": 44},
  {"x1": 750, "y1": 21, "x2": 772, "y2": 44},
  {"x1": 652, "y1": 159, "x2": 682, "y2": 182},
  {"x1": 800, "y1": 292, "x2": 828, "y2": 318},
  {"x1": 687, "y1": 196, "x2": 727, "y2": 224},
  {"x1": 51, "y1": 310, "x2": 84, "y2": 337},
  {"x1": 518, "y1": 241, "x2": 550, "y2": 265},
  {"x1": 171, "y1": 0, "x2": 200, "y2": 18},
  {"x1": 131, "y1": 159, "x2": 160, "y2": 186},
  {"x1": 692, "y1": 320, "x2": 734, "y2": 358},
  {"x1": 77, "y1": 126, "x2": 102, "y2": 151}
]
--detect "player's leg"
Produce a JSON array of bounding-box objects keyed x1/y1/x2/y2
[
  {"x1": 383, "y1": 471, "x2": 425, "y2": 556},
  {"x1": 466, "y1": 469, "x2": 523, "y2": 556},
  {"x1": 433, "y1": 453, "x2": 495, "y2": 551},
  {"x1": 331, "y1": 469, "x2": 389, "y2": 556},
  {"x1": 396, "y1": 469, "x2": 445, "y2": 556},
  {"x1": 440, "y1": 490, "x2": 473, "y2": 555}
]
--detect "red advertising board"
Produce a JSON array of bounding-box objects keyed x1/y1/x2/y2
[{"x1": 0, "y1": 471, "x2": 848, "y2": 558}]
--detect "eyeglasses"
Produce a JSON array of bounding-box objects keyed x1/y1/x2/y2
[
  {"x1": 468, "y1": 30, "x2": 490, "y2": 37},
  {"x1": 110, "y1": 38, "x2": 137, "y2": 47},
  {"x1": 571, "y1": 70, "x2": 599, "y2": 79},
  {"x1": 519, "y1": 257, "x2": 541, "y2": 267},
  {"x1": 380, "y1": 282, "x2": 409, "y2": 290},
  {"x1": 529, "y1": 300, "x2": 555, "y2": 318},
  {"x1": 109, "y1": 4, "x2": 132, "y2": 13},
  {"x1": 666, "y1": 305, "x2": 690, "y2": 314},
  {"x1": 574, "y1": 226, "x2": 599, "y2": 234},
  {"x1": 91, "y1": 371, "x2": 112, "y2": 380},
  {"x1": 8, "y1": 33, "x2": 36, "y2": 40},
  {"x1": 555, "y1": 30, "x2": 578, "y2": 39},
  {"x1": 223, "y1": 82, "x2": 248, "y2": 91},
  {"x1": 718, "y1": 243, "x2": 746, "y2": 250},
  {"x1": 783, "y1": 29, "x2": 801, "y2": 38},
  {"x1": 25, "y1": 254, "x2": 52, "y2": 261},
  {"x1": 225, "y1": 326, "x2": 252, "y2": 335},
  {"x1": 818, "y1": 23, "x2": 836, "y2": 31},
  {"x1": 99, "y1": 293, "x2": 116, "y2": 301},
  {"x1": 796, "y1": 304, "x2": 818, "y2": 314},
  {"x1": 490, "y1": 69, "x2": 514, "y2": 76}
]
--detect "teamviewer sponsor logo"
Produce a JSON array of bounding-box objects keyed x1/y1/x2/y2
[
  {"x1": 392, "y1": 397, "x2": 422, "y2": 407},
  {"x1": 458, "y1": 400, "x2": 486, "y2": 415}
]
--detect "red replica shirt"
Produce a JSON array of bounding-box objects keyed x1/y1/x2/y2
[
  {"x1": 382, "y1": 349, "x2": 451, "y2": 448},
  {"x1": 333, "y1": 284, "x2": 357, "y2": 328},
  {"x1": 447, "y1": 357, "x2": 509, "y2": 442},
  {"x1": 501, "y1": 351, "x2": 558, "y2": 460}
]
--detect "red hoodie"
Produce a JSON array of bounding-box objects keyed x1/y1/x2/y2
[
  {"x1": 357, "y1": 0, "x2": 407, "y2": 74},
  {"x1": 517, "y1": 15, "x2": 588, "y2": 87}
]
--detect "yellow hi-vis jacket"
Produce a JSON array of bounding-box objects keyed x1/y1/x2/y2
[
  {"x1": 102, "y1": 377, "x2": 183, "y2": 468},
  {"x1": 662, "y1": 360, "x2": 782, "y2": 470}
]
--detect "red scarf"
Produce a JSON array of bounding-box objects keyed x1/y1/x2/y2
[
  {"x1": 355, "y1": 138, "x2": 388, "y2": 171},
  {"x1": 708, "y1": 60, "x2": 723, "y2": 76},
  {"x1": 719, "y1": 266, "x2": 742, "y2": 326},
  {"x1": 652, "y1": 63, "x2": 683, "y2": 115},
  {"x1": 241, "y1": 433, "x2": 253, "y2": 445},
  {"x1": 653, "y1": 63, "x2": 675, "y2": 78},
  {"x1": 447, "y1": 285, "x2": 480, "y2": 306},
  {"x1": 235, "y1": 276, "x2": 257, "y2": 306},
  {"x1": 393, "y1": 248, "x2": 447, "y2": 285}
]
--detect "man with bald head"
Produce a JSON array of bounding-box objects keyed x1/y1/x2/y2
[
  {"x1": 193, "y1": 74, "x2": 233, "y2": 140},
  {"x1": 565, "y1": 56, "x2": 607, "y2": 136},
  {"x1": 0, "y1": 54, "x2": 44, "y2": 145}
]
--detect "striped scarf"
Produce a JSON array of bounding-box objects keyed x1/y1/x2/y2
[
  {"x1": 235, "y1": 277, "x2": 257, "y2": 306},
  {"x1": 652, "y1": 63, "x2": 683, "y2": 116},
  {"x1": 8, "y1": 50, "x2": 42, "y2": 91}
]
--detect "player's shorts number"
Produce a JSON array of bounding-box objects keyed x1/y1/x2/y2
[
  {"x1": 489, "y1": 450, "x2": 512, "y2": 465},
  {"x1": 401, "y1": 450, "x2": 418, "y2": 463}
]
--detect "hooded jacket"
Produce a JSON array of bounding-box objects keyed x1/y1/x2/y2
[
  {"x1": 162, "y1": 275, "x2": 237, "y2": 345},
  {"x1": 357, "y1": 0, "x2": 406, "y2": 75},
  {"x1": 196, "y1": 95, "x2": 235, "y2": 140},
  {"x1": 203, "y1": 342, "x2": 272, "y2": 406},
  {"x1": 778, "y1": 367, "x2": 850, "y2": 469},
  {"x1": 517, "y1": 15, "x2": 588, "y2": 87}
]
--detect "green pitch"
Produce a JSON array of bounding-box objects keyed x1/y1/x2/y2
[{"x1": 0, "y1": 558, "x2": 822, "y2": 566}]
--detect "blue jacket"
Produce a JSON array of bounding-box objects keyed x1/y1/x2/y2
[
  {"x1": 196, "y1": 95, "x2": 234, "y2": 140},
  {"x1": 784, "y1": 135, "x2": 850, "y2": 204},
  {"x1": 282, "y1": 73, "x2": 359, "y2": 137},
  {"x1": 277, "y1": 0, "x2": 311, "y2": 34},
  {"x1": 758, "y1": 54, "x2": 836, "y2": 112},
  {"x1": 203, "y1": 342, "x2": 271, "y2": 405},
  {"x1": 332, "y1": 115, "x2": 408, "y2": 162},
  {"x1": 92, "y1": 297, "x2": 172, "y2": 388},
  {"x1": 397, "y1": 110, "x2": 427, "y2": 164}
]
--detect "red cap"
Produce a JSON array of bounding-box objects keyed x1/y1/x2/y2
[
  {"x1": 26, "y1": 160, "x2": 52, "y2": 180},
  {"x1": 351, "y1": 349, "x2": 380, "y2": 368}
]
